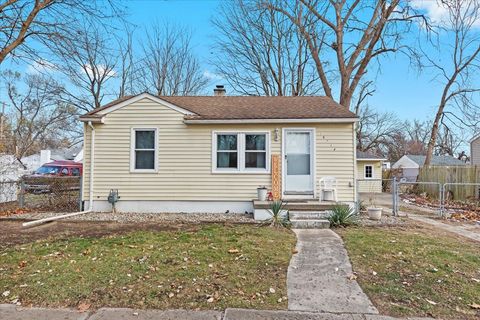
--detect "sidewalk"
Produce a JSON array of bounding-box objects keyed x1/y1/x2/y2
[
  {"x1": 0, "y1": 304, "x2": 435, "y2": 320},
  {"x1": 287, "y1": 229, "x2": 378, "y2": 314}
]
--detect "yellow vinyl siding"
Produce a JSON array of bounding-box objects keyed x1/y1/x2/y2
[
  {"x1": 83, "y1": 98, "x2": 355, "y2": 202},
  {"x1": 356, "y1": 160, "x2": 382, "y2": 193}
]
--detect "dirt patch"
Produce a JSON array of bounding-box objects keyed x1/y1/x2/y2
[{"x1": 0, "y1": 220, "x2": 220, "y2": 250}]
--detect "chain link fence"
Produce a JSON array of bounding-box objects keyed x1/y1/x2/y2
[
  {"x1": 391, "y1": 178, "x2": 480, "y2": 218},
  {"x1": 0, "y1": 177, "x2": 81, "y2": 215}
]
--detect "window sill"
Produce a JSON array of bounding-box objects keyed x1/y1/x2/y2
[
  {"x1": 212, "y1": 169, "x2": 271, "y2": 175},
  {"x1": 130, "y1": 169, "x2": 158, "y2": 173}
]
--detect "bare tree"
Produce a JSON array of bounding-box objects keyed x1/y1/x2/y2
[
  {"x1": 135, "y1": 23, "x2": 208, "y2": 96},
  {"x1": 117, "y1": 24, "x2": 135, "y2": 98},
  {"x1": 356, "y1": 106, "x2": 400, "y2": 154},
  {"x1": 51, "y1": 23, "x2": 119, "y2": 112},
  {"x1": 0, "y1": 0, "x2": 122, "y2": 66},
  {"x1": 266, "y1": 0, "x2": 426, "y2": 108},
  {"x1": 1, "y1": 70, "x2": 76, "y2": 158},
  {"x1": 424, "y1": 0, "x2": 480, "y2": 165},
  {"x1": 212, "y1": 0, "x2": 320, "y2": 96}
]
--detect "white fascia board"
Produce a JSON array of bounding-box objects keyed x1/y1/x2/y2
[
  {"x1": 357, "y1": 158, "x2": 387, "y2": 162},
  {"x1": 184, "y1": 118, "x2": 358, "y2": 124}
]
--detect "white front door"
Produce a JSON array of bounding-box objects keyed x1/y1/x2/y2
[{"x1": 283, "y1": 129, "x2": 314, "y2": 195}]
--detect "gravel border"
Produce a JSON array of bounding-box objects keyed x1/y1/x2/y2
[{"x1": 1, "y1": 211, "x2": 257, "y2": 224}]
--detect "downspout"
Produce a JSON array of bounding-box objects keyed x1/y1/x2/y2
[
  {"x1": 23, "y1": 122, "x2": 95, "y2": 228},
  {"x1": 87, "y1": 121, "x2": 95, "y2": 211}
]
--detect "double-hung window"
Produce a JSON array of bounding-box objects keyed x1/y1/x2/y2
[
  {"x1": 131, "y1": 128, "x2": 157, "y2": 172},
  {"x1": 213, "y1": 132, "x2": 269, "y2": 173},
  {"x1": 364, "y1": 165, "x2": 373, "y2": 179}
]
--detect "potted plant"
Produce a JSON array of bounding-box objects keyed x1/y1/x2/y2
[
  {"x1": 257, "y1": 186, "x2": 268, "y2": 201},
  {"x1": 367, "y1": 190, "x2": 382, "y2": 220}
]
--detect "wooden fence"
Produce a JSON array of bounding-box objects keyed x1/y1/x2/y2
[{"x1": 417, "y1": 166, "x2": 480, "y2": 200}]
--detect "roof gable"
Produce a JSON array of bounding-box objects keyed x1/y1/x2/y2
[{"x1": 80, "y1": 93, "x2": 195, "y2": 122}]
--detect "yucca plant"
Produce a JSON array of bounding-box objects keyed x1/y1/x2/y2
[
  {"x1": 328, "y1": 204, "x2": 359, "y2": 228},
  {"x1": 267, "y1": 200, "x2": 290, "y2": 228}
]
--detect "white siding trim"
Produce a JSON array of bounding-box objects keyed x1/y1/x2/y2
[
  {"x1": 130, "y1": 127, "x2": 159, "y2": 173},
  {"x1": 211, "y1": 130, "x2": 271, "y2": 174}
]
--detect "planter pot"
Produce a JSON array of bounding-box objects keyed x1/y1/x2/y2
[
  {"x1": 367, "y1": 207, "x2": 382, "y2": 220},
  {"x1": 257, "y1": 188, "x2": 268, "y2": 201}
]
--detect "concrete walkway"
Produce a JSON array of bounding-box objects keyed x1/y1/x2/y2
[
  {"x1": 287, "y1": 229, "x2": 378, "y2": 314},
  {"x1": 409, "y1": 214, "x2": 480, "y2": 242},
  {"x1": 0, "y1": 305, "x2": 435, "y2": 320}
]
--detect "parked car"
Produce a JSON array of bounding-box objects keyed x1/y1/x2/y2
[
  {"x1": 24, "y1": 161, "x2": 82, "y2": 193},
  {"x1": 33, "y1": 160, "x2": 83, "y2": 177}
]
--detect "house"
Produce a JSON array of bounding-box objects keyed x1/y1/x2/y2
[
  {"x1": 78, "y1": 91, "x2": 358, "y2": 219},
  {"x1": 356, "y1": 151, "x2": 386, "y2": 193},
  {"x1": 392, "y1": 154, "x2": 466, "y2": 182},
  {"x1": 21, "y1": 146, "x2": 83, "y2": 172},
  {"x1": 470, "y1": 134, "x2": 480, "y2": 165}
]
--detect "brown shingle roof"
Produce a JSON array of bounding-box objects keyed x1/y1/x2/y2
[{"x1": 81, "y1": 94, "x2": 357, "y2": 120}]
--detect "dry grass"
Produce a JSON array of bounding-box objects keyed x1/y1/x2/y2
[
  {"x1": 337, "y1": 225, "x2": 480, "y2": 319},
  {"x1": 0, "y1": 224, "x2": 295, "y2": 311}
]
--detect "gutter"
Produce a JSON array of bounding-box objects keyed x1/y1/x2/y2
[
  {"x1": 184, "y1": 118, "x2": 359, "y2": 124},
  {"x1": 23, "y1": 122, "x2": 96, "y2": 228}
]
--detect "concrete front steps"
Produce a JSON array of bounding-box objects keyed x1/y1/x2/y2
[
  {"x1": 289, "y1": 211, "x2": 331, "y2": 229},
  {"x1": 253, "y1": 200, "x2": 334, "y2": 228}
]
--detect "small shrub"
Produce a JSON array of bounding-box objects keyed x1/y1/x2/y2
[
  {"x1": 328, "y1": 204, "x2": 359, "y2": 227},
  {"x1": 267, "y1": 200, "x2": 290, "y2": 228}
]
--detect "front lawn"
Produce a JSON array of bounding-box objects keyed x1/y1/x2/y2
[
  {"x1": 337, "y1": 225, "x2": 480, "y2": 319},
  {"x1": 0, "y1": 224, "x2": 295, "y2": 310}
]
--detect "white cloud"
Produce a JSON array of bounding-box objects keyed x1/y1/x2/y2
[
  {"x1": 83, "y1": 64, "x2": 116, "y2": 78},
  {"x1": 203, "y1": 70, "x2": 223, "y2": 81},
  {"x1": 410, "y1": 0, "x2": 480, "y2": 27}
]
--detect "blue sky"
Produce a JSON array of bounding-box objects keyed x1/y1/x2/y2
[
  {"x1": 126, "y1": 0, "x2": 444, "y2": 122},
  {"x1": 0, "y1": 0, "x2": 463, "y2": 125}
]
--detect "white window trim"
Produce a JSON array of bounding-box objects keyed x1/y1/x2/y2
[
  {"x1": 130, "y1": 127, "x2": 158, "y2": 173},
  {"x1": 364, "y1": 164, "x2": 374, "y2": 179},
  {"x1": 212, "y1": 131, "x2": 271, "y2": 174}
]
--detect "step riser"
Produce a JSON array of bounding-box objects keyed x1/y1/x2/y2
[
  {"x1": 290, "y1": 213, "x2": 331, "y2": 220},
  {"x1": 290, "y1": 219, "x2": 330, "y2": 229}
]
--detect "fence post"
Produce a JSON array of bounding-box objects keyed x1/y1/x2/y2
[
  {"x1": 18, "y1": 179, "x2": 25, "y2": 208},
  {"x1": 392, "y1": 177, "x2": 397, "y2": 216},
  {"x1": 439, "y1": 183, "x2": 444, "y2": 217},
  {"x1": 78, "y1": 177, "x2": 83, "y2": 211}
]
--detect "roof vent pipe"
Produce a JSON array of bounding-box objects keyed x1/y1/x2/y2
[{"x1": 214, "y1": 85, "x2": 226, "y2": 96}]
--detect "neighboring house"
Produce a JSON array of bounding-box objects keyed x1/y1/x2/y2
[
  {"x1": 356, "y1": 151, "x2": 386, "y2": 193},
  {"x1": 21, "y1": 146, "x2": 83, "y2": 172},
  {"x1": 79, "y1": 92, "x2": 358, "y2": 217},
  {"x1": 470, "y1": 134, "x2": 480, "y2": 165},
  {"x1": 0, "y1": 154, "x2": 26, "y2": 203},
  {"x1": 392, "y1": 154, "x2": 466, "y2": 182}
]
